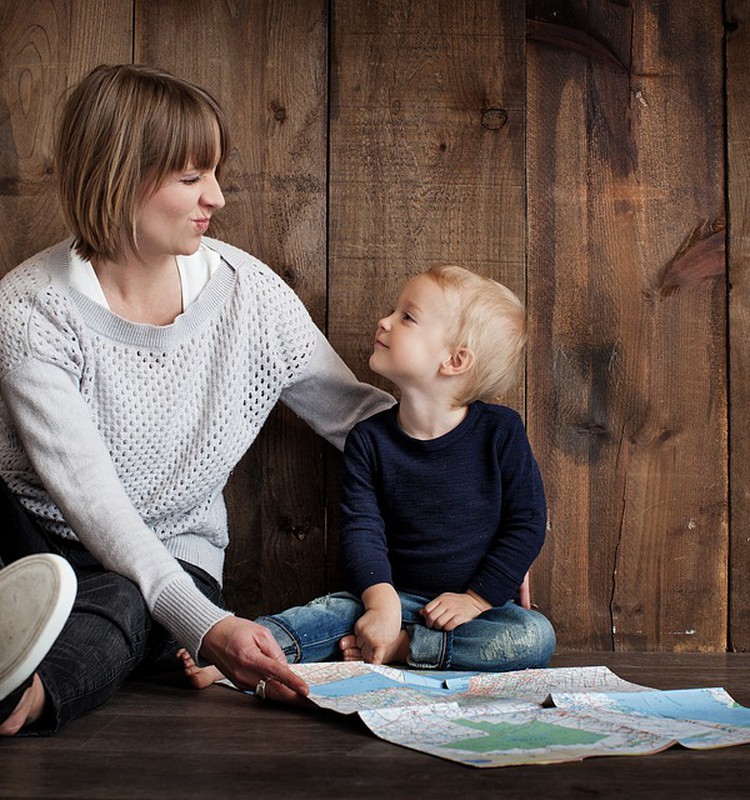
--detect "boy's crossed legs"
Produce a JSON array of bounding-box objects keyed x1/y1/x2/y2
[{"x1": 180, "y1": 591, "x2": 555, "y2": 688}]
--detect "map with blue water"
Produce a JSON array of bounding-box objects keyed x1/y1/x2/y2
[{"x1": 278, "y1": 663, "x2": 750, "y2": 768}]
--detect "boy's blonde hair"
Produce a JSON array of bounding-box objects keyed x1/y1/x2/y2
[
  {"x1": 425, "y1": 265, "x2": 526, "y2": 405},
  {"x1": 55, "y1": 64, "x2": 230, "y2": 263}
]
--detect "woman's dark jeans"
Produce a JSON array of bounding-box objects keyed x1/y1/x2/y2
[{"x1": 0, "y1": 478, "x2": 224, "y2": 735}]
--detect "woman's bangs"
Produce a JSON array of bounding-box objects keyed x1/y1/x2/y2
[
  {"x1": 146, "y1": 95, "x2": 227, "y2": 186},
  {"x1": 180, "y1": 104, "x2": 225, "y2": 171}
]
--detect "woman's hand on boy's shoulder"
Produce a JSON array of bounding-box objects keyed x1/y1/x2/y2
[{"x1": 420, "y1": 591, "x2": 492, "y2": 631}]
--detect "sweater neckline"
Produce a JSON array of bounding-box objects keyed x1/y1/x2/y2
[
  {"x1": 388, "y1": 402, "x2": 482, "y2": 450},
  {"x1": 52, "y1": 240, "x2": 238, "y2": 349}
]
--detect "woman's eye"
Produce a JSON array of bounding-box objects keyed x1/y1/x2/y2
[{"x1": 181, "y1": 176, "x2": 201, "y2": 185}]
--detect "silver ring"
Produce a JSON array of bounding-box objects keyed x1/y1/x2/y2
[{"x1": 255, "y1": 678, "x2": 267, "y2": 699}]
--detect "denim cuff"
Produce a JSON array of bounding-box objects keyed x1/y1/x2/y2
[{"x1": 404, "y1": 624, "x2": 453, "y2": 669}]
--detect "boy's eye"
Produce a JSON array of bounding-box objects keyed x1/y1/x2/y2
[{"x1": 402, "y1": 312, "x2": 415, "y2": 323}]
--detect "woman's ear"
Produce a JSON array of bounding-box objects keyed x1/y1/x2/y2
[{"x1": 440, "y1": 347, "x2": 474, "y2": 376}]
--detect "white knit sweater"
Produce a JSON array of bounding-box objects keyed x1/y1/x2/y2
[{"x1": 0, "y1": 237, "x2": 393, "y2": 656}]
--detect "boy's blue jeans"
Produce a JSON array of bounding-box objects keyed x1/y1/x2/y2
[{"x1": 257, "y1": 590, "x2": 556, "y2": 672}]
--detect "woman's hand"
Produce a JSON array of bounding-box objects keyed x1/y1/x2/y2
[
  {"x1": 420, "y1": 590, "x2": 492, "y2": 631},
  {"x1": 200, "y1": 616, "x2": 309, "y2": 703}
]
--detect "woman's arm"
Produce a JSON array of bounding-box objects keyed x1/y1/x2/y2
[
  {"x1": 1, "y1": 359, "x2": 229, "y2": 657},
  {"x1": 280, "y1": 328, "x2": 394, "y2": 452}
]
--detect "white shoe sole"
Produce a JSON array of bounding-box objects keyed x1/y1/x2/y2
[{"x1": 0, "y1": 554, "x2": 77, "y2": 701}]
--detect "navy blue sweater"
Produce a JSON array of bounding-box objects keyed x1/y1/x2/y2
[{"x1": 340, "y1": 402, "x2": 547, "y2": 607}]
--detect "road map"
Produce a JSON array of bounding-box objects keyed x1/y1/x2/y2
[{"x1": 278, "y1": 663, "x2": 750, "y2": 767}]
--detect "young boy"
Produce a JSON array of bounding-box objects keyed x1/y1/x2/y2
[{"x1": 181, "y1": 266, "x2": 554, "y2": 688}]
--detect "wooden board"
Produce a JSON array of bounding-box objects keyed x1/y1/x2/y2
[
  {"x1": 136, "y1": 0, "x2": 329, "y2": 616},
  {"x1": 0, "y1": 1, "x2": 132, "y2": 273},
  {"x1": 727, "y1": 0, "x2": 750, "y2": 653},
  {"x1": 526, "y1": 0, "x2": 727, "y2": 650},
  {"x1": 0, "y1": 0, "x2": 742, "y2": 652},
  {"x1": 327, "y1": 0, "x2": 527, "y2": 586}
]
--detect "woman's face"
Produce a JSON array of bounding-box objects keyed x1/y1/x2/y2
[{"x1": 134, "y1": 163, "x2": 225, "y2": 262}]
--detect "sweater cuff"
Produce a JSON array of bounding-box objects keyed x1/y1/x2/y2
[
  {"x1": 349, "y1": 561, "x2": 393, "y2": 596},
  {"x1": 153, "y1": 576, "x2": 233, "y2": 660}
]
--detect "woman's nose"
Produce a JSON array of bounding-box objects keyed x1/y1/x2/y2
[{"x1": 202, "y1": 173, "x2": 225, "y2": 210}]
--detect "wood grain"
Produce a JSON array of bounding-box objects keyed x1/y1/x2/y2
[
  {"x1": 0, "y1": 0, "x2": 743, "y2": 652},
  {"x1": 2, "y1": 653, "x2": 749, "y2": 799},
  {"x1": 0, "y1": 1, "x2": 132, "y2": 273},
  {"x1": 527, "y1": 0, "x2": 727, "y2": 650},
  {"x1": 328, "y1": 0, "x2": 526, "y2": 389},
  {"x1": 727, "y1": 0, "x2": 750, "y2": 653},
  {"x1": 136, "y1": 0, "x2": 329, "y2": 616},
  {"x1": 326, "y1": 0, "x2": 527, "y2": 588}
]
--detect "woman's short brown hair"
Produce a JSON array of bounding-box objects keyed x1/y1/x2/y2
[{"x1": 55, "y1": 64, "x2": 229, "y2": 262}]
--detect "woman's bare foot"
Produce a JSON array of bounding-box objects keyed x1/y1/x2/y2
[
  {"x1": 0, "y1": 674, "x2": 46, "y2": 736},
  {"x1": 338, "y1": 630, "x2": 410, "y2": 665},
  {"x1": 177, "y1": 648, "x2": 224, "y2": 689}
]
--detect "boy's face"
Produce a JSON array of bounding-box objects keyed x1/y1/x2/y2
[{"x1": 369, "y1": 275, "x2": 459, "y2": 390}]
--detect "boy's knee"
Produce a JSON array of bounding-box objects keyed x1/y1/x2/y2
[
  {"x1": 478, "y1": 608, "x2": 556, "y2": 670},
  {"x1": 524, "y1": 610, "x2": 556, "y2": 666}
]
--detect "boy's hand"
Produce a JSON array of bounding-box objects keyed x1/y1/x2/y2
[
  {"x1": 354, "y1": 607, "x2": 403, "y2": 664},
  {"x1": 420, "y1": 590, "x2": 492, "y2": 631},
  {"x1": 518, "y1": 571, "x2": 531, "y2": 609},
  {"x1": 356, "y1": 583, "x2": 403, "y2": 664}
]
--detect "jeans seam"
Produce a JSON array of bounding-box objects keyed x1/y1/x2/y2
[
  {"x1": 406, "y1": 627, "x2": 451, "y2": 669},
  {"x1": 260, "y1": 615, "x2": 302, "y2": 662}
]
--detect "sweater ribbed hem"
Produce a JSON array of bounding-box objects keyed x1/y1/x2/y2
[
  {"x1": 164, "y1": 533, "x2": 226, "y2": 587},
  {"x1": 153, "y1": 576, "x2": 232, "y2": 660}
]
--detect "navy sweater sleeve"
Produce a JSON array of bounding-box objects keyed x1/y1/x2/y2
[
  {"x1": 339, "y1": 424, "x2": 393, "y2": 591},
  {"x1": 467, "y1": 413, "x2": 547, "y2": 605}
]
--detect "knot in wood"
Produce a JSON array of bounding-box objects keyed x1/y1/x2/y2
[
  {"x1": 481, "y1": 108, "x2": 508, "y2": 130},
  {"x1": 272, "y1": 103, "x2": 287, "y2": 122}
]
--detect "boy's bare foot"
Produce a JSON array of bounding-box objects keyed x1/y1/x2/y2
[
  {"x1": 339, "y1": 635, "x2": 363, "y2": 662},
  {"x1": 338, "y1": 630, "x2": 410, "y2": 665},
  {"x1": 0, "y1": 674, "x2": 46, "y2": 736},
  {"x1": 177, "y1": 648, "x2": 224, "y2": 689}
]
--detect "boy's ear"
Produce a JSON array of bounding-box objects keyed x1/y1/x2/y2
[{"x1": 440, "y1": 347, "x2": 474, "y2": 376}]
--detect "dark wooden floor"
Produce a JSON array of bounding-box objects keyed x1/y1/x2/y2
[{"x1": 1, "y1": 652, "x2": 749, "y2": 799}]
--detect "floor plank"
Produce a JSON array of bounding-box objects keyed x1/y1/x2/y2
[{"x1": 1, "y1": 653, "x2": 749, "y2": 799}]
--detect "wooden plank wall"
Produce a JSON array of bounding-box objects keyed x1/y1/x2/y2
[
  {"x1": 527, "y1": 0, "x2": 727, "y2": 652},
  {"x1": 727, "y1": 0, "x2": 750, "y2": 654},
  {"x1": 0, "y1": 0, "x2": 743, "y2": 652}
]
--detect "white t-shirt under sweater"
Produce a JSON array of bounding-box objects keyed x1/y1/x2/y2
[
  {"x1": 68, "y1": 244, "x2": 222, "y2": 310},
  {"x1": 0, "y1": 237, "x2": 393, "y2": 657}
]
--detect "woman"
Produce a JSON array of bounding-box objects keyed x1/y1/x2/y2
[{"x1": 0, "y1": 64, "x2": 392, "y2": 735}]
